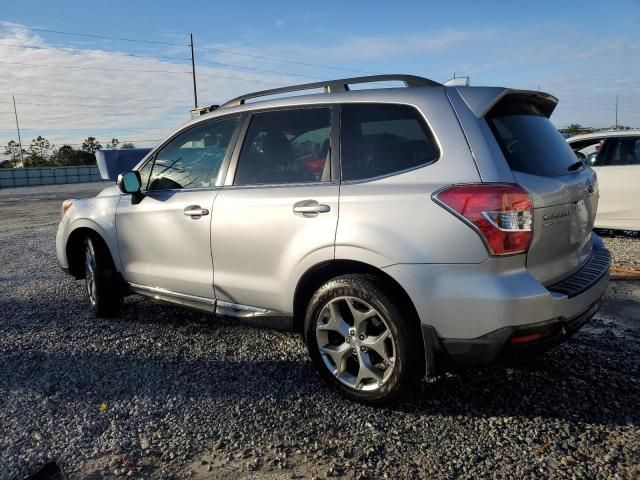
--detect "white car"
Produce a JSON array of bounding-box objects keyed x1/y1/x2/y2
[{"x1": 568, "y1": 130, "x2": 640, "y2": 231}]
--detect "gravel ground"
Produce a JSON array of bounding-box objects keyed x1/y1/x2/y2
[
  {"x1": 0, "y1": 183, "x2": 639, "y2": 479},
  {"x1": 602, "y1": 237, "x2": 640, "y2": 271}
]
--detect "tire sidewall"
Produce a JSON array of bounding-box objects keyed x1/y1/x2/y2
[{"x1": 83, "y1": 236, "x2": 121, "y2": 317}]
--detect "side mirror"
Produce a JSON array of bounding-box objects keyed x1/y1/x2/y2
[{"x1": 117, "y1": 171, "x2": 142, "y2": 194}]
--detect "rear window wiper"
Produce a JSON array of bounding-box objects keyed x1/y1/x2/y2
[{"x1": 567, "y1": 160, "x2": 585, "y2": 171}]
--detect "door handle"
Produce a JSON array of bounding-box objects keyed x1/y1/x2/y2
[
  {"x1": 293, "y1": 200, "x2": 330, "y2": 216},
  {"x1": 184, "y1": 205, "x2": 209, "y2": 217}
]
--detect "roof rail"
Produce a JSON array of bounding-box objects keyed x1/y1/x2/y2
[{"x1": 219, "y1": 74, "x2": 442, "y2": 109}]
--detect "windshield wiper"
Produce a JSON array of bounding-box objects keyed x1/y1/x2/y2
[{"x1": 567, "y1": 160, "x2": 585, "y2": 172}]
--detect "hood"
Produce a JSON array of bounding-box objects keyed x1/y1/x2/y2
[{"x1": 95, "y1": 148, "x2": 152, "y2": 181}]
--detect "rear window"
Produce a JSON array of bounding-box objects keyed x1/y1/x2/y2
[{"x1": 487, "y1": 99, "x2": 578, "y2": 177}]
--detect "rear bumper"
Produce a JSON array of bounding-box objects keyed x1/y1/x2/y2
[
  {"x1": 436, "y1": 294, "x2": 604, "y2": 368},
  {"x1": 383, "y1": 235, "x2": 610, "y2": 373}
]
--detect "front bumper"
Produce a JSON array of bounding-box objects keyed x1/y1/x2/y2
[{"x1": 56, "y1": 218, "x2": 70, "y2": 272}]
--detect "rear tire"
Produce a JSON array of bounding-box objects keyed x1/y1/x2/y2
[
  {"x1": 304, "y1": 274, "x2": 422, "y2": 405},
  {"x1": 83, "y1": 236, "x2": 123, "y2": 317}
]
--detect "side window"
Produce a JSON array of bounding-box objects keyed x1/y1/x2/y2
[
  {"x1": 136, "y1": 157, "x2": 154, "y2": 190},
  {"x1": 341, "y1": 104, "x2": 439, "y2": 181},
  {"x1": 601, "y1": 137, "x2": 640, "y2": 166},
  {"x1": 147, "y1": 116, "x2": 239, "y2": 191},
  {"x1": 234, "y1": 108, "x2": 331, "y2": 186},
  {"x1": 573, "y1": 139, "x2": 605, "y2": 166}
]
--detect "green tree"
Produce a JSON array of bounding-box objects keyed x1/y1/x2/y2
[
  {"x1": 563, "y1": 123, "x2": 584, "y2": 135},
  {"x1": 120, "y1": 142, "x2": 135, "y2": 149},
  {"x1": 82, "y1": 136, "x2": 102, "y2": 154},
  {"x1": 50, "y1": 145, "x2": 75, "y2": 166},
  {"x1": 25, "y1": 136, "x2": 54, "y2": 167},
  {"x1": 2, "y1": 140, "x2": 25, "y2": 168},
  {"x1": 51, "y1": 145, "x2": 96, "y2": 166},
  {"x1": 106, "y1": 138, "x2": 119, "y2": 149}
]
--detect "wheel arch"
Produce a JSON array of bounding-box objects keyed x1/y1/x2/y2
[
  {"x1": 293, "y1": 259, "x2": 435, "y2": 375},
  {"x1": 66, "y1": 226, "x2": 114, "y2": 280},
  {"x1": 293, "y1": 260, "x2": 413, "y2": 327}
]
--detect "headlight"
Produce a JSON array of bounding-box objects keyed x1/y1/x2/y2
[{"x1": 61, "y1": 199, "x2": 74, "y2": 218}]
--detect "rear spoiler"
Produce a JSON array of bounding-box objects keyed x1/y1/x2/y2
[
  {"x1": 456, "y1": 87, "x2": 559, "y2": 118},
  {"x1": 95, "y1": 148, "x2": 152, "y2": 181}
]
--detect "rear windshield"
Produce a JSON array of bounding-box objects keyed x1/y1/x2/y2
[{"x1": 487, "y1": 99, "x2": 578, "y2": 177}]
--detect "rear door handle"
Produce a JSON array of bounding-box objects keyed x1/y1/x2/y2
[
  {"x1": 184, "y1": 205, "x2": 209, "y2": 217},
  {"x1": 293, "y1": 200, "x2": 330, "y2": 216}
]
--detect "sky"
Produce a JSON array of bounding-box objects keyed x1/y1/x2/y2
[{"x1": 0, "y1": 0, "x2": 638, "y2": 155}]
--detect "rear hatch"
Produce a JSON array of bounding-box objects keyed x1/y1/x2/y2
[{"x1": 486, "y1": 93, "x2": 599, "y2": 285}]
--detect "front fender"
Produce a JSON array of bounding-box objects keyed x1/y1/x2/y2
[{"x1": 56, "y1": 194, "x2": 121, "y2": 273}]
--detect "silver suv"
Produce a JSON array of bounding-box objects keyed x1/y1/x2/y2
[{"x1": 57, "y1": 75, "x2": 610, "y2": 404}]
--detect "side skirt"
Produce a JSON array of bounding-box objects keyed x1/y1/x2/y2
[{"x1": 128, "y1": 283, "x2": 293, "y2": 330}]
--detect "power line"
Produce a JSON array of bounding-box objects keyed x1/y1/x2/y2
[
  {"x1": 0, "y1": 7, "x2": 177, "y2": 33},
  {"x1": 1, "y1": 42, "x2": 323, "y2": 80},
  {"x1": 0, "y1": 60, "x2": 190, "y2": 74},
  {"x1": 0, "y1": 42, "x2": 191, "y2": 61},
  {"x1": 7, "y1": 92, "x2": 191, "y2": 103},
  {"x1": 197, "y1": 58, "x2": 321, "y2": 79},
  {"x1": 7, "y1": 24, "x2": 375, "y2": 75},
  {"x1": 27, "y1": 27, "x2": 189, "y2": 47},
  {"x1": 0, "y1": 111, "x2": 187, "y2": 116},
  {"x1": 196, "y1": 72, "x2": 280, "y2": 85},
  {"x1": 9, "y1": 101, "x2": 188, "y2": 109},
  {"x1": 196, "y1": 45, "x2": 378, "y2": 75},
  {"x1": 0, "y1": 60, "x2": 282, "y2": 84}
]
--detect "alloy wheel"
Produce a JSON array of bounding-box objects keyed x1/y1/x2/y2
[
  {"x1": 315, "y1": 296, "x2": 396, "y2": 391},
  {"x1": 85, "y1": 244, "x2": 97, "y2": 306}
]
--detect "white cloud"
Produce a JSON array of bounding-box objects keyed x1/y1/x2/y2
[
  {"x1": 449, "y1": 29, "x2": 640, "y2": 128},
  {"x1": 0, "y1": 20, "x2": 637, "y2": 156},
  {"x1": 199, "y1": 29, "x2": 477, "y2": 68},
  {"x1": 0, "y1": 22, "x2": 293, "y2": 151}
]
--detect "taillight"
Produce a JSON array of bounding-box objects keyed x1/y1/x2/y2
[{"x1": 434, "y1": 184, "x2": 533, "y2": 256}]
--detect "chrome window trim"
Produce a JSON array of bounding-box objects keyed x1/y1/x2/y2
[
  {"x1": 133, "y1": 186, "x2": 223, "y2": 195},
  {"x1": 221, "y1": 180, "x2": 339, "y2": 191},
  {"x1": 339, "y1": 162, "x2": 436, "y2": 185}
]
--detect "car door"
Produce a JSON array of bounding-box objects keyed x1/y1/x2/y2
[
  {"x1": 592, "y1": 136, "x2": 640, "y2": 230},
  {"x1": 116, "y1": 115, "x2": 242, "y2": 301},
  {"x1": 211, "y1": 106, "x2": 339, "y2": 314}
]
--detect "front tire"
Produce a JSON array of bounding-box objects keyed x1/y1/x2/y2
[
  {"x1": 304, "y1": 274, "x2": 422, "y2": 405},
  {"x1": 83, "y1": 236, "x2": 123, "y2": 317}
]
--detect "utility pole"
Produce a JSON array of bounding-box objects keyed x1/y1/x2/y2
[
  {"x1": 190, "y1": 33, "x2": 198, "y2": 109},
  {"x1": 12, "y1": 95, "x2": 24, "y2": 168},
  {"x1": 615, "y1": 95, "x2": 619, "y2": 129}
]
